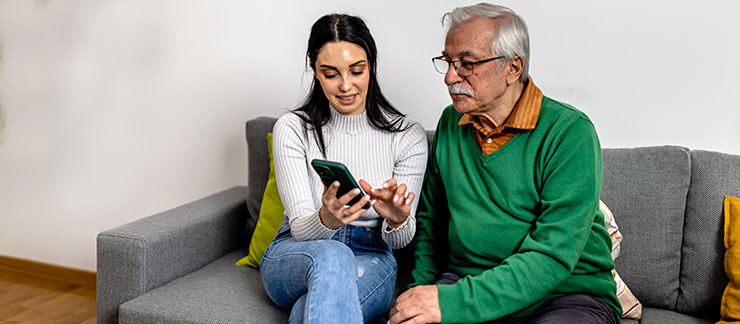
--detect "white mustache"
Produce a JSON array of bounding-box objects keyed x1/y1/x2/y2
[{"x1": 448, "y1": 83, "x2": 474, "y2": 97}]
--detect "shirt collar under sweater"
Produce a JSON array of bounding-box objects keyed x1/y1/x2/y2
[{"x1": 328, "y1": 106, "x2": 371, "y2": 135}]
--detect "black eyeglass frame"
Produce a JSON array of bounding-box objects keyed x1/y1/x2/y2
[{"x1": 431, "y1": 55, "x2": 505, "y2": 77}]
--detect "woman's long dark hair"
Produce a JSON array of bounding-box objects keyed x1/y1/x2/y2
[{"x1": 295, "y1": 14, "x2": 408, "y2": 156}]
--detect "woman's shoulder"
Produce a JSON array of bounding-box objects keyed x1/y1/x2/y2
[
  {"x1": 398, "y1": 115, "x2": 426, "y2": 134},
  {"x1": 273, "y1": 111, "x2": 311, "y2": 143},
  {"x1": 274, "y1": 111, "x2": 307, "y2": 132},
  {"x1": 392, "y1": 117, "x2": 428, "y2": 144},
  {"x1": 276, "y1": 111, "x2": 304, "y2": 125}
]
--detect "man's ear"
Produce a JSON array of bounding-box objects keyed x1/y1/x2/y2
[{"x1": 506, "y1": 56, "x2": 524, "y2": 84}]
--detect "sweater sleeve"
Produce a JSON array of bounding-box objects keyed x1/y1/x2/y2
[
  {"x1": 381, "y1": 122, "x2": 428, "y2": 249},
  {"x1": 437, "y1": 117, "x2": 604, "y2": 323},
  {"x1": 409, "y1": 120, "x2": 451, "y2": 287},
  {"x1": 272, "y1": 114, "x2": 337, "y2": 241}
]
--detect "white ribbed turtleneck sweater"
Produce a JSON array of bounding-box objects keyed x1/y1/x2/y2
[{"x1": 272, "y1": 108, "x2": 428, "y2": 249}]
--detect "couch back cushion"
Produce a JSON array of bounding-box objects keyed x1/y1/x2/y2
[
  {"x1": 244, "y1": 117, "x2": 278, "y2": 245},
  {"x1": 600, "y1": 146, "x2": 691, "y2": 310},
  {"x1": 677, "y1": 150, "x2": 740, "y2": 318}
]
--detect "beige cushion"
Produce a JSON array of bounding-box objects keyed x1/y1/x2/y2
[{"x1": 601, "y1": 200, "x2": 643, "y2": 319}]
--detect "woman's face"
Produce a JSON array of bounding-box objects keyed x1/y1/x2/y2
[{"x1": 314, "y1": 41, "x2": 370, "y2": 116}]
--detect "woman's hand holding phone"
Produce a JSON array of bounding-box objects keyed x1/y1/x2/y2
[
  {"x1": 358, "y1": 178, "x2": 414, "y2": 229},
  {"x1": 319, "y1": 181, "x2": 372, "y2": 230}
]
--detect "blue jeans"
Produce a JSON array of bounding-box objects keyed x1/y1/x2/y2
[{"x1": 260, "y1": 223, "x2": 397, "y2": 324}]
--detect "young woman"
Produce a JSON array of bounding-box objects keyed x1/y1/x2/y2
[{"x1": 259, "y1": 13, "x2": 428, "y2": 324}]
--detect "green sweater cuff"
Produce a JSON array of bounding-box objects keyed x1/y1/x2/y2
[{"x1": 437, "y1": 283, "x2": 471, "y2": 323}]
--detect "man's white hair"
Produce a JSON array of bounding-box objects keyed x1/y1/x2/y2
[{"x1": 442, "y1": 3, "x2": 530, "y2": 82}]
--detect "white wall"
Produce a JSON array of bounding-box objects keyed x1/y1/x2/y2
[{"x1": 1, "y1": 0, "x2": 738, "y2": 271}]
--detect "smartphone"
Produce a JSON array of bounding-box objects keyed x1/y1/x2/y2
[{"x1": 310, "y1": 159, "x2": 370, "y2": 209}]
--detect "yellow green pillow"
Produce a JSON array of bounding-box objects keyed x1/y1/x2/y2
[
  {"x1": 236, "y1": 133, "x2": 284, "y2": 268},
  {"x1": 719, "y1": 196, "x2": 740, "y2": 323}
]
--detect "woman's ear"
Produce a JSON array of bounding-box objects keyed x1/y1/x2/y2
[{"x1": 309, "y1": 62, "x2": 318, "y2": 79}]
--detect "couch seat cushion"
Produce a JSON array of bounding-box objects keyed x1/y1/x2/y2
[
  {"x1": 639, "y1": 307, "x2": 715, "y2": 324},
  {"x1": 119, "y1": 250, "x2": 288, "y2": 324}
]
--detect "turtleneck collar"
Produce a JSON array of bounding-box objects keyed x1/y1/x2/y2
[{"x1": 328, "y1": 106, "x2": 370, "y2": 135}]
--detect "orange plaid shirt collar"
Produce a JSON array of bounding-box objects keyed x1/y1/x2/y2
[
  {"x1": 457, "y1": 77, "x2": 543, "y2": 155},
  {"x1": 458, "y1": 76, "x2": 542, "y2": 131}
]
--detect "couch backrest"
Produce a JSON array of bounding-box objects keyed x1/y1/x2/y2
[
  {"x1": 244, "y1": 117, "x2": 279, "y2": 244},
  {"x1": 601, "y1": 147, "x2": 740, "y2": 319},
  {"x1": 246, "y1": 117, "x2": 738, "y2": 319},
  {"x1": 601, "y1": 147, "x2": 691, "y2": 310},
  {"x1": 678, "y1": 150, "x2": 740, "y2": 316}
]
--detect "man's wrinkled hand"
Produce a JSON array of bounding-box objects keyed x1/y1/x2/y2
[{"x1": 387, "y1": 285, "x2": 441, "y2": 324}]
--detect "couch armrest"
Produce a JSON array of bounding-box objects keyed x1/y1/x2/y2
[{"x1": 96, "y1": 186, "x2": 249, "y2": 324}]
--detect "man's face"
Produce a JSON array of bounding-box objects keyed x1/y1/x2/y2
[{"x1": 443, "y1": 17, "x2": 509, "y2": 115}]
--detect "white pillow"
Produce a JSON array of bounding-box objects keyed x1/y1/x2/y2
[{"x1": 600, "y1": 200, "x2": 642, "y2": 320}]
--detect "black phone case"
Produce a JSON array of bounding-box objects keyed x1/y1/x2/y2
[{"x1": 310, "y1": 159, "x2": 370, "y2": 209}]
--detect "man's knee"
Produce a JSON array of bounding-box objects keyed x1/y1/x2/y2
[{"x1": 528, "y1": 294, "x2": 618, "y2": 324}]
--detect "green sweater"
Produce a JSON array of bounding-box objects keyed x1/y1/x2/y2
[{"x1": 411, "y1": 98, "x2": 621, "y2": 323}]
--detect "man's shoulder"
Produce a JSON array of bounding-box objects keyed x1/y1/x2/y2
[
  {"x1": 536, "y1": 95, "x2": 600, "y2": 146},
  {"x1": 436, "y1": 104, "x2": 463, "y2": 130},
  {"x1": 539, "y1": 95, "x2": 594, "y2": 126}
]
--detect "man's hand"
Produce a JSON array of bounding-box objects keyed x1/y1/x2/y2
[{"x1": 387, "y1": 285, "x2": 442, "y2": 324}]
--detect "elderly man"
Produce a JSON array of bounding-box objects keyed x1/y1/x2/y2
[{"x1": 388, "y1": 3, "x2": 621, "y2": 324}]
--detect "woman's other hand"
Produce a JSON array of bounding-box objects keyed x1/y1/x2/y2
[
  {"x1": 319, "y1": 181, "x2": 371, "y2": 230},
  {"x1": 359, "y1": 178, "x2": 414, "y2": 229}
]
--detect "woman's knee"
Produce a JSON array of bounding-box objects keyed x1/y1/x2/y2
[
  {"x1": 309, "y1": 240, "x2": 355, "y2": 271},
  {"x1": 261, "y1": 240, "x2": 354, "y2": 307}
]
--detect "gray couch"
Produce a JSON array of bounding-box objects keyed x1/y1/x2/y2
[{"x1": 97, "y1": 116, "x2": 740, "y2": 324}]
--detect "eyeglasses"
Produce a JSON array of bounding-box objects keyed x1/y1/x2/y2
[{"x1": 432, "y1": 55, "x2": 505, "y2": 77}]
